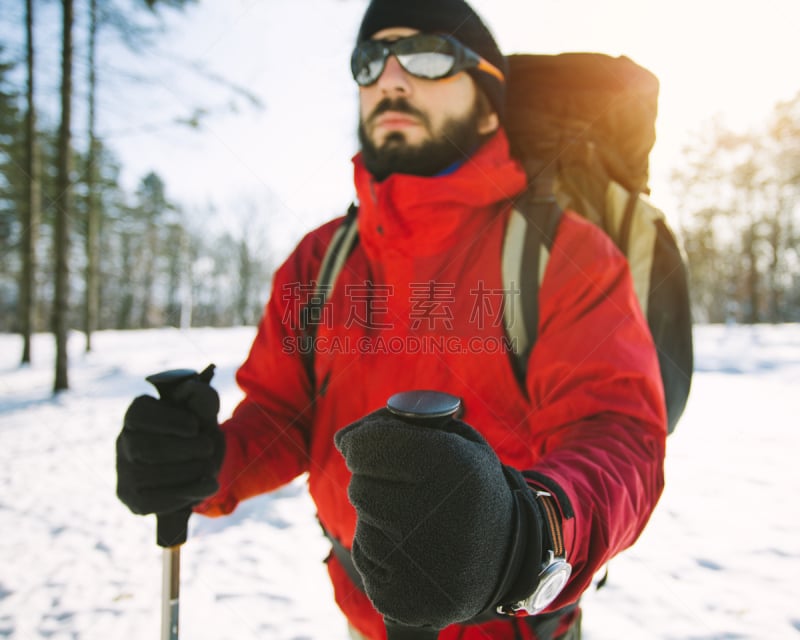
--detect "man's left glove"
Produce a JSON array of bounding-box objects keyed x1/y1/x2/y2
[{"x1": 334, "y1": 408, "x2": 545, "y2": 629}]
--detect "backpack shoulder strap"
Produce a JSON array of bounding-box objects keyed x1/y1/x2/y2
[
  {"x1": 606, "y1": 183, "x2": 693, "y2": 432},
  {"x1": 502, "y1": 192, "x2": 563, "y2": 382},
  {"x1": 315, "y1": 203, "x2": 360, "y2": 303},
  {"x1": 301, "y1": 204, "x2": 359, "y2": 388}
]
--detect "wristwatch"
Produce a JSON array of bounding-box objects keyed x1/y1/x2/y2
[{"x1": 497, "y1": 490, "x2": 572, "y2": 616}]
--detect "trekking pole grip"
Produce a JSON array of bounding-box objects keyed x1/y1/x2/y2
[
  {"x1": 386, "y1": 390, "x2": 462, "y2": 428},
  {"x1": 146, "y1": 364, "x2": 216, "y2": 548}
]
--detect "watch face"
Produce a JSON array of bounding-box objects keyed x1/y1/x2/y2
[{"x1": 530, "y1": 560, "x2": 572, "y2": 613}]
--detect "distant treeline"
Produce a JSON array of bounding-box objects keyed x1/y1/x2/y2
[
  {"x1": 1, "y1": 2, "x2": 799, "y2": 392},
  {"x1": 1, "y1": 0, "x2": 274, "y2": 390},
  {"x1": 671, "y1": 93, "x2": 800, "y2": 324}
]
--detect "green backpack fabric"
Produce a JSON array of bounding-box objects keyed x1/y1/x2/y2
[{"x1": 306, "y1": 53, "x2": 693, "y2": 432}]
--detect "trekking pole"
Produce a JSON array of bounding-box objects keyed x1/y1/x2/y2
[
  {"x1": 146, "y1": 365, "x2": 216, "y2": 640},
  {"x1": 382, "y1": 390, "x2": 463, "y2": 640},
  {"x1": 157, "y1": 510, "x2": 189, "y2": 640}
]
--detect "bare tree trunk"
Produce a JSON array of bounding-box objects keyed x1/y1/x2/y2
[
  {"x1": 767, "y1": 205, "x2": 782, "y2": 323},
  {"x1": 138, "y1": 221, "x2": 157, "y2": 328},
  {"x1": 180, "y1": 231, "x2": 193, "y2": 330},
  {"x1": 84, "y1": 0, "x2": 100, "y2": 351},
  {"x1": 20, "y1": 0, "x2": 41, "y2": 365},
  {"x1": 117, "y1": 232, "x2": 134, "y2": 329},
  {"x1": 236, "y1": 238, "x2": 251, "y2": 326},
  {"x1": 54, "y1": 0, "x2": 74, "y2": 392},
  {"x1": 744, "y1": 224, "x2": 760, "y2": 324}
]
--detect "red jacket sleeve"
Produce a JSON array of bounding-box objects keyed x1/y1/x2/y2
[
  {"x1": 195, "y1": 218, "x2": 343, "y2": 517},
  {"x1": 524, "y1": 211, "x2": 667, "y2": 609}
]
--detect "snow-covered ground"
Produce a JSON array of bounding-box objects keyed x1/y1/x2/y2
[{"x1": 1, "y1": 324, "x2": 798, "y2": 639}]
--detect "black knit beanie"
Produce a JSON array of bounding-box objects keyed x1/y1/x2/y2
[{"x1": 356, "y1": 0, "x2": 507, "y2": 121}]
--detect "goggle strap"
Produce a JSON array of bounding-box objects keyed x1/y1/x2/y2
[{"x1": 476, "y1": 57, "x2": 505, "y2": 83}]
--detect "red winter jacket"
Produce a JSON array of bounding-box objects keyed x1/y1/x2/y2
[{"x1": 196, "y1": 131, "x2": 667, "y2": 639}]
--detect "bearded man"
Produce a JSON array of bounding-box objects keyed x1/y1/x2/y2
[{"x1": 116, "y1": 1, "x2": 667, "y2": 638}]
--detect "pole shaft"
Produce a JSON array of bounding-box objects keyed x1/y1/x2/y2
[{"x1": 161, "y1": 547, "x2": 181, "y2": 640}]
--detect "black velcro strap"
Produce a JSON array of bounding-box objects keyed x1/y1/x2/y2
[
  {"x1": 518, "y1": 604, "x2": 579, "y2": 640},
  {"x1": 324, "y1": 527, "x2": 364, "y2": 591},
  {"x1": 385, "y1": 622, "x2": 438, "y2": 640}
]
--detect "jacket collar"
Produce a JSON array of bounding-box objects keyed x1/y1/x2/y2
[{"x1": 352, "y1": 129, "x2": 528, "y2": 258}]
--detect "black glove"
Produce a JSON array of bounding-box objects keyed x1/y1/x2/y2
[
  {"x1": 116, "y1": 379, "x2": 225, "y2": 516},
  {"x1": 334, "y1": 409, "x2": 544, "y2": 629}
]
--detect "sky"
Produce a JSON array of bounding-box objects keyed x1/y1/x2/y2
[
  {"x1": 1, "y1": 323, "x2": 799, "y2": 638},
  {"x1": 87, "y1": 0, "x2": 800, "y2": 253}
]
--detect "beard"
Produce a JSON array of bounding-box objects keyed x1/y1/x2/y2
[{"x1": 359, "y1": 96, "x2": 491, "y2": 182}]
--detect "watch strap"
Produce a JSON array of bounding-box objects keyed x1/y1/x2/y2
[{"x1": 534, "y1": 490, "x2": 565, "y2": 560}]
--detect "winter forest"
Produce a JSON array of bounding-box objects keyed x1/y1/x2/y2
[
  {"x1": 1, "y1": 1, "x2": 278, "y2": 392},
  {"x1": 1, "y1": 0, "x2": 800, "y2": 392}
]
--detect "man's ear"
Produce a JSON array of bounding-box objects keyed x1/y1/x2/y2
[
  {"x1": 474, "y1": 87, "x2": 500, "y2": 136},
  {"x1": 478, "y1": 110, "x2": 500, "y2": 136}
]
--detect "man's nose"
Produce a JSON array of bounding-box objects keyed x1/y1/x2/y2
[{"x1": 375, "y1": 55, "x2": 412, "y2": 94}]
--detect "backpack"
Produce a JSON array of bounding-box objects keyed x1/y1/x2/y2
[{"x1": 305, "y1": 53, "x2": 693, "y2": 433}]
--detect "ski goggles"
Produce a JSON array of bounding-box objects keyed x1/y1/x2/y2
[{"x1": 351, "y1": 33, "x2": 505, "y2": 87}]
